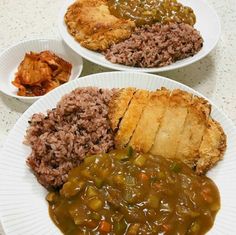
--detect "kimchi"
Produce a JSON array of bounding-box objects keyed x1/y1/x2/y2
[{"x1": 12, "y1": 51, "x2": 72, "y2": 96}]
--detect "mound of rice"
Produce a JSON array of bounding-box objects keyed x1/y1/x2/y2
[
  {"x1": 105, "y1": 22, "x2": 203, "y2": 68},
  {"x1": 26, "y1": 87, "x2": 115, "y2": 189}
]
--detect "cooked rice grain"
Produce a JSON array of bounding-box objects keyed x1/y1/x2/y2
[
  {"x1": 105, "y1": 22, "x2": 203, "y2": 68},
  {"x1": 26, "y1": 87, "x2": 115, "y2": 189}
]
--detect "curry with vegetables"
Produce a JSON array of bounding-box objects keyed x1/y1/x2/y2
[
  {"x1": 47, "y1": 149, "x2": 220, "y2": 235},
  {"x1": 108, "y1": 0, "x2": 196, "y2": 26}
]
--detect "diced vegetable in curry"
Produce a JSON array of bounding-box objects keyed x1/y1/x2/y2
[
  {"x1": 108, "y1": 0, "x2": 196, "y2": 26},
  {"x1": 47, "y1": 148, "x2": 220, "y2": 235}
]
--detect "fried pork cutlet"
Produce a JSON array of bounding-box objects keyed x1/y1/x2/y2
[
  {"x1": 150, "y1": 89, "x2": 193, "y2": 158},
  {"x1": 130, "y1": 88, "x2": 170, "y2": 153},
  {"x1": 109, "y1": 88, "x2": 227, "y2": 174},
  {"x1": 109, "y1": 88, "x2": 136, "y2": 131},
  {"x1": 196, "y1": 118, "x2": 226, "y2": 174},
  {"x1": 175, "y1": 96, "x2": 211, "y2": 168},
  {"x1": 64, "y1": 0, "x2": 135, "y2": 51},
  {"x1": 115, "y1": 90, "x2": 149, "y2": 149}
]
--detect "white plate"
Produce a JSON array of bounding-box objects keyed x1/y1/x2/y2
[
  {"x1": 58, "y1": 0, "x2": 220, "y2": 73},
  {"x1": 0, "y1": 39, "x2": 83, "y2": 103},
  {"x1": 0, "y1": 72, "x2": 236, "y2": 235}
]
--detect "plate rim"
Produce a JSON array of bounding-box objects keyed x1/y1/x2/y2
[{"x1": 58, "y1": 0, "x2": 221, "y2": 73}]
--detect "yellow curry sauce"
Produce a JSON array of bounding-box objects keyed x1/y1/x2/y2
[
  {"x1": 47, "y1": 149, "x2": 220, "y2": 235},
  {"x1": 108, "y1": 0, "x2": 196, "y2": 26}
]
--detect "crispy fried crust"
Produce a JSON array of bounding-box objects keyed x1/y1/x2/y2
[
  {"x1": 109, "y1": 87, "x2": 227, "y2": 174},
  {"x1": 129, "y1": 88, "x2": 170, "y2": 153},
  {"x1": 150, "y1": 89, "x2": 192, "y2": 158},
  {"x1": 115, "y1": 90, "x2": 149, "y2": 149},
  {"x1": 64, "y1": 0, "x2": 135, "y2": 51},
  {"x1": 108, "y1": 88, "x2": 136, "y2": 131},
  {"x1": 175, "y1": 96, "x2": 211, "y2": 167},
  {"x1": 196, "y1": 118, "x2": 227, "y2": 174}
]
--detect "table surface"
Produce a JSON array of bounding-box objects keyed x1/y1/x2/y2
[{"x1": 0, "y1": 0, "x2": 236, "y2": 234}]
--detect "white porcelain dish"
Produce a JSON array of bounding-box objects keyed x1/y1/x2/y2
[
  {"x1": 0, "y1": 72, "x2": 236, "y2": 235},
  {"x1": 58, "y1": 0, "x2": 221, "y2": 73},
  {"x1": 0, "y1": 38, "x2": 83, "y2": 103}
]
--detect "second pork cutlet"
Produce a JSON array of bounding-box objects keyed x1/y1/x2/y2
[
  {"x1": 64, "y1": 0, "x2": 135, "y2": 51},
  {"x1": 150, "y1": 89, "x2": 192, "y2": 158},
  {"x1": 115, "y1": 89, "x2": 149, "y2": 148},
  {"x1": 109, "y1": 88, "x2": 136, "y2": 131},
  {"x1": 175, "y1": 96, "x2": 211, "y2": 168},
  {"x1": 129, "y1": 88, "x2": 170, "y2": 153}
]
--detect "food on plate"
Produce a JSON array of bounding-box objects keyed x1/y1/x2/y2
[
  {"x1": 105, "y1": 23, "x2": 203, "y2": 68},
  {"x1": 24, "y1": 86, "x2": 225, "y2": 234},
  {"x1": 64, "y1": 0, "x2": 135, "y2": 51},
  {"x1": 47, "y1": 149, "x2": 220, "y2": 235},
  {"x1": 64, "y1": 0, "x2": 203, "y2": 68},
  {"x1": 175, "y1": 96, "x2": 211, "y2": 168},
  {"x1": 26, "y1": 88, "x2": 114, "y2": 189},
  {"x1": 108, "y1": 87, "x2": 136, "y2": 131},
  {"x1": 12, "y1": 51, "x2": 72, "y2": 96},
  {"x1": 108, "y1": 0, "x2": 196, "y2": 26},
  {"x1": 26, "y1": 87, "x2": 226, "y2": 189},
  {"x1": 129, "y1": 89, "x2": 170, "y2": 153},
  {"x1": 114, "y1": 89, "x2": 150, "y2": 148},
  {"x1": 150, "y1": 89, "x2": 193, "y2": 158},
  {"x1": 197, "y1": 118, "x2": 227, "y2": 174},
  {"x1": 109, "y1": 88, "x2": 226, "y2": 174}
]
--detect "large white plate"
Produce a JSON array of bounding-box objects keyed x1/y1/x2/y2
[
  {"x1": 58, "y1": 0, "x2": 221, "y2": 73},
  {"x1": 0, "y1": 72, "x2": 236, "y2": 235}
]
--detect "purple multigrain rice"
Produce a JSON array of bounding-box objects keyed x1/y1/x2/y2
[
  {"x1": 26, "y1": 87, "x2": 115, "y2": 189},
  {"x1": 104, "y1": 22, "x2": 203, "y2": 68}
]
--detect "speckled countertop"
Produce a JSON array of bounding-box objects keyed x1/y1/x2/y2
[{"x1": 0, "y1": 0, "x2": 235, "y2": 233}]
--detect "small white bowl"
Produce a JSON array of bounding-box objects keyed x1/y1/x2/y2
[{"x1": 0, "y1": 38, "x2": 83, "y2": 103}]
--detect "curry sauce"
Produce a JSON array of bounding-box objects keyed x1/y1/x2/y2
[
  {"x1": 47, "y1": 148, "x2": 220, "y2": 235},
  {"x1": 108, "y1": 0, "x2": 196, "y2": 26}
]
